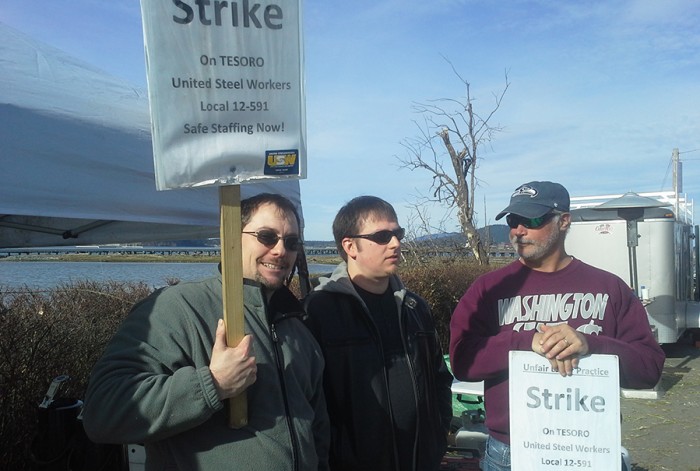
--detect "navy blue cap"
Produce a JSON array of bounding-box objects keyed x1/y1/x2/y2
[{"x1": 495, "y1": 181, "x2": 570, "y2": 220}]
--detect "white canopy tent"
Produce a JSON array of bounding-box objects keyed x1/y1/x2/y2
[{"x1": 0, "y1": 23, "x2": 303, "y2": 248}]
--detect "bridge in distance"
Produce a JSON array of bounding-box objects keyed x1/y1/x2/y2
[{"x1": 1, "y1": 245, "x2": 517, "y2": 259}]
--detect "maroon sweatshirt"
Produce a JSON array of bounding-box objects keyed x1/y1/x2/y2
[{"x1": 449, "y1": 258, "x2": 665, "y2": 444}]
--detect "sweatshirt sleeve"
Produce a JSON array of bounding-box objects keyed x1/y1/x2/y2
[
  {"x1": 585, "y1": 281, "x2": 665, "y2": 389},
  {"x1": 449, "y1": 277, "x2": 536, "y2": 382},
  {"x1": 82, "y1": 291, "x2": 223, "y2": 444}
]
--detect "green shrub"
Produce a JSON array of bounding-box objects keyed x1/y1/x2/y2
[
  {"x1": 400, "y1": 259, "x2": 495, "y2": 352},
  {"x1": 0, "y1": 260, "x2": 497, "y2": 469}
]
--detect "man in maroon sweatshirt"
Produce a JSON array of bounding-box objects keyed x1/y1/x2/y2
[{"x1": 449, "y1": 181, "x2": 665, "y2": 471}]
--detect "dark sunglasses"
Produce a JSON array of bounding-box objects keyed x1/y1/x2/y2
[
  {"x1": 243, "y1": 230, "x2": 303, "y2": 251},
  {"x1": 506, "y1": 213, "x2": 556, "y2": 229},
  {"x1": 348, "y1": 228, "x2": 405, "y2": 244}
]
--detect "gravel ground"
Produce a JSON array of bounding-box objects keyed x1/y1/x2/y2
[{"x1": 621, "y1": 335, "x2": 700, "y2": 471}]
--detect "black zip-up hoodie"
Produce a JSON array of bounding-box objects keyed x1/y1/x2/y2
[{"x1": 304, "y1": 263, "x2": 453, "y2": 471}]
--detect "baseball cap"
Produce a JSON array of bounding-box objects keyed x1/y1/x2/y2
[{"x1": 495, "y1": 181, "x2": 570, "y2": 220}]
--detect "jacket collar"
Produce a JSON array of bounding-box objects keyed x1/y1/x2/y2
[{"x1": 316, "y1": 261, "x2": 407, "y2": 300}]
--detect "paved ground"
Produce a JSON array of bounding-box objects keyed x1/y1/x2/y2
[{"x1": 621, "y1": 335, "x2": 700, "y2": 471}]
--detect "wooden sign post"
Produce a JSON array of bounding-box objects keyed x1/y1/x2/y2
[{"x1": 219, "y1": 185, "x2": 247, "y2": 428}]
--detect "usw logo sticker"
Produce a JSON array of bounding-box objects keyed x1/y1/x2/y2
[{"x1": 264, "y1": 150, "x2": 300, "y2": 176}]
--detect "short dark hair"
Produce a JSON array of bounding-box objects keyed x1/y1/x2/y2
[
  {"x1": 332, "y1": 196, "x2": 398, "y2": 261},
  {"x1": 241, "y1": 193, "x2": 301, "y2": 232}
]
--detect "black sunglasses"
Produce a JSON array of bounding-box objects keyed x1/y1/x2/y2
[
  {"x1": 506, "y1": 213, "x2": 556, "y2": 229},
  {"x1": 348, "y1": 228, "x2": 405, "y2": 245},
  {"x1": 243, "y1": 230, "x2": 303, "y2": 251}
]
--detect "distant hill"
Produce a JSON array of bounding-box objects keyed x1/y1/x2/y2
[
  {"x1": 414, "y1": 225, "x2": 510, "y2": 246},
  {"x1": 480, "y1": 225, "x2": 510, "y2": 245}
]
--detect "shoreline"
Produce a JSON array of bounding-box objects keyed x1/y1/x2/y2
[{"x1": 0, "y1": 253, "x2": 343, "y2": 264}]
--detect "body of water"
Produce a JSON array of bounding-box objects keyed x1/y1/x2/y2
[{"x1": 0, "y1": 261, "x2": 336, "y2": 290}]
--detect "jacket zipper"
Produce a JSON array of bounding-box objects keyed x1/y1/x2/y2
[
  {"x1": 358, "y1": 295, "x2": 403, "y2": 471},
  {"x1": 398, "y1": 298, "x2": 420, "y2": 471},
  {"x1": 270, "y1": 318, "x2": 300, "y2": 471}
]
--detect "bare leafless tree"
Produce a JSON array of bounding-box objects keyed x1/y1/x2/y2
[
  {"x1": 401, "y1": 200, "x2": 454, "y2": 265},
  {"x1": 397, "y1": 62, "x2": 510, "y2": 265}
]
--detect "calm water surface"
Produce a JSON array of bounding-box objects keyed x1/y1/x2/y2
[{"x1": 0, "y1": 261, "x2": 336, "y2": 290}]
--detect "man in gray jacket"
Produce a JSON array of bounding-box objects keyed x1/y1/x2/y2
[
  {"x1": 83, "y1": 193, "x2": 329, "y2": 471},
  {"x1": 304, "y1": 196, "x2": 453, "y2": 471}
]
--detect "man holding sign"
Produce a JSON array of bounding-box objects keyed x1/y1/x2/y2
[
  {"x1": 449, "y1": 181, "x2": 665, "y2": 471},
  {"x1": 83, "y1": 193, "x2": 329, "y2": 470}
]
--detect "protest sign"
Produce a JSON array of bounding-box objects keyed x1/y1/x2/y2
[
  {"x1": 509, "y1": 351, "x2": 620, "y2": 470},
  {"x1": 140, "y1": 0, "x2": 305, "y2": 190}
]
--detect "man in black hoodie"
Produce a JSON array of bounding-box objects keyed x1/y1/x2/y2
[{"x1": 304, "y1": 195, "x2": 453, "y2": 471}]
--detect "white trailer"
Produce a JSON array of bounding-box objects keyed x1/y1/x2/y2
[{"x1": 567, "y1": 191, "x2": 700, "y2": 344}]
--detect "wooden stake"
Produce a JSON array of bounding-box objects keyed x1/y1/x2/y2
[{"x1": 219, "y1": 185, "x2": 247, "y2": 428}]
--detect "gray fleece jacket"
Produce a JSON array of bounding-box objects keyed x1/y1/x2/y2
[{"x1": 83, "y1": 276, "x2": 329, "y2": 471}]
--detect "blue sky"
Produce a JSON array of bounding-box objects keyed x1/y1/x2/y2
[{"x1": 2, "y1": 1, "x2": 699, "y2": 240}]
